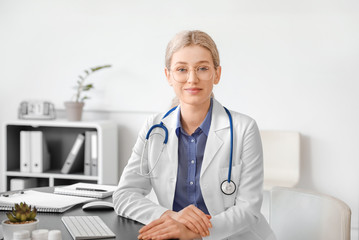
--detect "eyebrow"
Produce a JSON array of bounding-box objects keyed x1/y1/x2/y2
[{"x1": 172, "y1": 60, "x2": 211, "y2": 66}]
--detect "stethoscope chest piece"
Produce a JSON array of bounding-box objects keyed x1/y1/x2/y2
[{"x1": 221, "y1": 180, "x2": 236, "y2": 195}]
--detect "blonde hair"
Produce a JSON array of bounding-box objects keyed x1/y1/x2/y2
[{"x1": 165, "y1": 30, "x2": 220, "y2": 70}]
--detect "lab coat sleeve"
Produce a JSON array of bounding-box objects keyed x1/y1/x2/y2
[
  {"x1": 205, "y1": 119, "x2": 265, "y2": 239},
  {"x1": 112, "y1": 114, "x2": 168, "y2": 225}
]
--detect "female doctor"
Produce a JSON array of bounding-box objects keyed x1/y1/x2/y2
[{"x1": 113, "y1": 30, "x2": 276, "y2": 240}]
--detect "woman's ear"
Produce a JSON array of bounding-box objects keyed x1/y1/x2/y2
[
  {"x1": 165, "y1": 67, "x2": 172, "y2": 86},
  {"x1": 214, "y1": 66, "x2": 222, "y2": 85}
]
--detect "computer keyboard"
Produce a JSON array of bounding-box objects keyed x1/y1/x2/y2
[{"x1": 62, "y1": 216, "x2": 116, "y2": 239}]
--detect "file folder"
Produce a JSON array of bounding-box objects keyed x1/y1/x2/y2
[
  {"x1": 20, "y1": 131, "x2": 50, "y2": 173},
  {"x1": 61, "y1": 133, "x2": 85, "y2": 174},
  {"x1": 31, "y1": 131, "x2": 50, "y2": 173},
  {"x1": 90, "y1": 132, "x2": 98, "y2": 176},
  {"x1": 20, "y1": 131, "x2": 31, "y2": 173}
]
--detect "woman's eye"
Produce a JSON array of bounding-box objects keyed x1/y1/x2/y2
[
  {"x1": 177, "y1": 68, "x2": 187, "y2": 73},
  {"x1": 198, "y1": 66, "x2": 209, "y2": 72}
]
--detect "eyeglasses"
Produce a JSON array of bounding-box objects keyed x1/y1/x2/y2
[{"x1": 170, "y1": 65, "x2": 214, "y2": 83}]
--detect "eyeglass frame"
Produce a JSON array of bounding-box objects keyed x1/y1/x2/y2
[{"x1": 169, "y1": 64, "x2": 217, "y2": 83}]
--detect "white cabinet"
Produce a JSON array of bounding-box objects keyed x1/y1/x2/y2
[{"x1": 2, "y1": 120, "x2": 118, "y2": 191}]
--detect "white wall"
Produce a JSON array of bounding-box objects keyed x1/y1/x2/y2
[{"x1": 0, "y1": 0, "x2": 358, "y2": 238}]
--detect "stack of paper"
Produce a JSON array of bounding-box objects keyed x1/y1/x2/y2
[{"x1": 0, "y1": 190, "x2": 94, "y2": 213}]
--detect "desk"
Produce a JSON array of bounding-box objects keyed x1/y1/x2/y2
[{"x1": 0, "y1": 187, "x2": 144, "y2": 239}]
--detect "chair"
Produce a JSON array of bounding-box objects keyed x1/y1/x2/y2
[
  {"x1": 260, "y1": 130, "x2": 300, "y2": 190},
  {"x1": 270, "y1": 187, "x2": 351, "y2": 240}
]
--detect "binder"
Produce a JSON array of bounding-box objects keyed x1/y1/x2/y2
[
  {"x1": 20, "y1": 131, "x2": 31, "y2": 173},
  {"x1": 31, "y1": 131, "x2": 50, "y2": 173},
  {"x1": 61, "y1": 133, "x2": 85, "y2": 174},
  {"x1": 84, "y1": 131, "x2": 94, "y2": 176},
  {"x1": 20, "y1": 131, "x2": 50, "y2": 173},
  {"x1": 90, "y1": 132, "x2": 98, "y2": 176}
]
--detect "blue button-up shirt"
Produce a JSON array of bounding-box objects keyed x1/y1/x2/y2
[{"x1": 172, "y1": 100, "x2": 213, "y2": 215}]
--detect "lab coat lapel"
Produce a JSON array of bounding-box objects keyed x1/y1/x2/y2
[
  {"x1": 201, "y1": 99, "x2": 229, "y2": 176},
  {"x1": 160, "y1": 107, "x2": 179, "y2": 205}
]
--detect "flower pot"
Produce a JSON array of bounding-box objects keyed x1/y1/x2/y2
[
  {"x1": 1, "y1": 219, "x2": 39, "y2": 240},
  {"x1": 64, "y1": 101, "x2": 85, "y2": 121}
]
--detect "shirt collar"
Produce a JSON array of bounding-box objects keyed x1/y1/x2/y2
[{"x1": 175, "y1": 98, "x2": 213, "y2": 137}]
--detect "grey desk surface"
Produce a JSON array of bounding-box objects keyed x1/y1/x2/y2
[{"x1": 0, "y1": 187, "x2": 144, "y2": 240}]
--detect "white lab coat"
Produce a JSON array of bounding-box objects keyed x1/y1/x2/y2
[{"x1": 113, "y1": 99, "x2": 276, "y2": 240}]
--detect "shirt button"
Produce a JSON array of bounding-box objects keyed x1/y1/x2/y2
[
  {"x1": 190, "y1": 181, "x2": 194, "y2": 185},
  {"x1": 191, "y1": 160, "x2": 195, "y2": 164},
  {"x1": 191, "y1": 139, "x2": 195, "y2": 143}
]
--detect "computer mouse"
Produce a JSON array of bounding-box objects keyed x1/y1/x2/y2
[{"x1": 82, "y1": 201, "x2": 114, "y2": 210}]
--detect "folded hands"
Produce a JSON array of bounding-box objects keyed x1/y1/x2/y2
[{"x1": 138, "y1": 205, "x2": 212, "y2": 240}]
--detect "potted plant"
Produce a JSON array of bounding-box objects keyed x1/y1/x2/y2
[
  {"x1": 64, "y1": 64, "x2": 112, "y2": 121},
  {"x1": 1, "y1": 202, "x2": 39, "y2": 240}
]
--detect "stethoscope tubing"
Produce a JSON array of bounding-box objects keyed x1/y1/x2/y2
[
  {"x1": 145, "y1": 106, "x2": 177, "y2": 144},
  {"x1": 146, "y1": 124, "x2": 169, "y2": 144},
  {"x1": 223, "y1": 107, "x2": 233, "y2": 184},
  {"x1": 141, "y1": 104, "x2": 236, "y2": 195}
]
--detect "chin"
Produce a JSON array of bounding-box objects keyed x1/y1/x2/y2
[{"x1": 180, "y1": 96, "x2": 211, "y2": 106}]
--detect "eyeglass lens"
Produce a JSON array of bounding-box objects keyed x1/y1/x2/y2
[{"x1": 172, "y1": 66, "x2": 213, "y2": 82}]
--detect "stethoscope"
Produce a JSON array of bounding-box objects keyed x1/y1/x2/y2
[{"x1": 140, "y1": 106, "x2": 236, "y2": 195}]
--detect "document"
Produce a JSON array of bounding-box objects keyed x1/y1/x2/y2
[
  {"x1": 54, "y1": 183, "x2": 117, "y2": 199},
  {"x1": 0, "y1": 190, "x2": 93, "y2": 213}
]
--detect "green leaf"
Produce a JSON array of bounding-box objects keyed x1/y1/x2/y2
[
  {"x1": 82, "y1": 84, "x2": 94, "y2": 91},
  {"x1": 6, "y1": 213, "x2": 17, "y2": 222},
  {"x1": 90, "y1": 64, "x2": 111, "y2": 72},
  {"x1": 81, "y1": 96, "x2": 90, "y2": 101}
]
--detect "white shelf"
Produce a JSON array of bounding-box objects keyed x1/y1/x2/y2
[
  {"x1": 6, "y1": 171, "x2": 98, "y2": 180},
  {"x1": 2, "y1": 120, "x2": 119, "y2": 191}
]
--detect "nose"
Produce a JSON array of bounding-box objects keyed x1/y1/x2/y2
[{"x1": 187, "y1": 69, "x2": 199, "y2": 83}]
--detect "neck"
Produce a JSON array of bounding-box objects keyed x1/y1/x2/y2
[{"x1": 180, "y1": 99, "x2": 211, "y2": 135}]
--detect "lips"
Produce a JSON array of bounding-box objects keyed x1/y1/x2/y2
[{"x1": 185, "y1": 87, "x2": 202, "y2": 94}]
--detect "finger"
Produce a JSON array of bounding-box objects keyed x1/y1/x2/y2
[
  {"x1": 180, "y1": 215, "x2": 208, "y2": 237},
  {"x1": 139, "y1": 215, "x2": 174, "y2": 238},
  {"x1": 183, "y1": 207, "x2": 210, "y2": 236},
  {"x1": 146, "y1": 226, "x2": 176, "y2": 240},
  {"x1": 139, "y1": 218, "x2": 165, "y2": 233},
  {"x1": 189, "y1": 205, "x2": 212, "y2": 228},
  {"x1": 140, "y1": 221, "x2": 169, "y2": 237},
  {"x1": 140, "y1": 220, "x2": 176, "y2": 240},
  {"x1": 179, "y1": 218, "x2": 199, "y2": 234},
  {"x1": 189, "y1": 206, "x2": 212, "y2": 230}
]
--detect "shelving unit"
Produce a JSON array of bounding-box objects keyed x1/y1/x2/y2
[{"x1": 2, "y1": 119, "x2": 118, "y2": 191}]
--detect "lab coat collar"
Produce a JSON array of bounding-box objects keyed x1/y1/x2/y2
[
  {"x1": 201, "y1": 99, "x2": 229, "y2": 176},
  {"x1": 160, "y1": 98, "x2": 228, "y2": 133}
]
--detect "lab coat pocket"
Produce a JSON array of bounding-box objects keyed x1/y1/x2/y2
[{"x1": 219, "y1": 162, "x2": 243, "y2": 209}]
